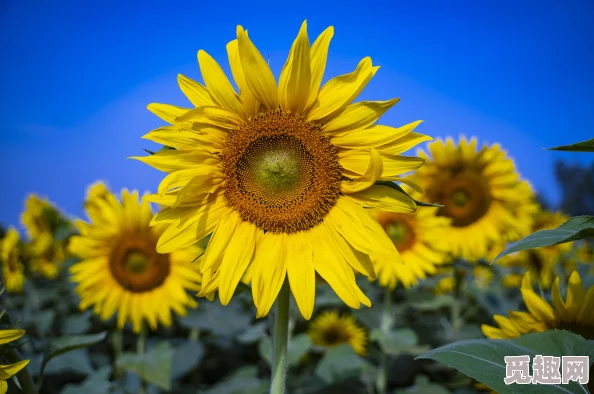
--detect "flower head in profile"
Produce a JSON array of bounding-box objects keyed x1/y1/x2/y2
[
  {"x1": 68, "y1": 182, "x2": 203, "y2": 333},
  {"x1": 412, "y1": 137, "x2": 536, "y2": 261},
  {"x1": 0, "y1": 228, "x2": 25, "y2": 293},
  {"x1": 308, "y1": 310, "x2": 367, "y2": 355},
  {"x1": 20, "y1": 194, "x2": 67, "y2": 240},
  {"x1": 482, "y1": 271, "x2": 594, "y2": 340},
  {"x1": 370, "y1": 201, "x2": 452, "y2": 290},
  {"x1": 135, "y1": 21, "x2": 430, "y2": 319},
  {"x1": 0, "y1": 329, "x2": 30, "y2": 394}
]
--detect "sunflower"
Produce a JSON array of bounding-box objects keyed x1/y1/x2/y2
[
  {"x1": 482, "y1": 271, "x2": 594, "y2": 340},
  {"x1": 68, "y1": 182, "x2": 203, "y2": 333},
  {"x1": 0, "y1": 228, "x2": 25, "y2": 293},
  {"x1": 20, "y1": 194, "x2": 64, "y2": 240},
  {"x1": 498, "y1": 209, "x2": 571, "y2": 289},
  {"x1": 432, "y1": 265, "x2": 494, "y2": 294},
  {"x1": 135, "y1": 21, "x2": 431, "y2": 320},
  {"x1": 370, "y1": 204, "x2": 451, "y2": 289},
  {"x1": 28, "y1": 232, "x2": 64, "y2": 280},
  {"x1": 308, "y1": 310, "x2": 367, "y2": 355},
  {"x1": 0, "y1": 329, "x2": 30, "y2": 394},
  {"x1": 412, "y1": 137, "x2": 536, "y2": 261}
]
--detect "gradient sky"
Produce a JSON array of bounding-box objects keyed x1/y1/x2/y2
[{"x1": 1, "y1": 0, "x2": 593, "y2": 229}]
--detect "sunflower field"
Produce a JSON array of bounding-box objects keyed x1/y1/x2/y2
[{"x1": 1, "y1": 20, "x2": 594, "y2": 394}]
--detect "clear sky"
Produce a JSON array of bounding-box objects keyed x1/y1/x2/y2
[{"x1": 1, "y1": 0, "x2": 593, "y2": 229}]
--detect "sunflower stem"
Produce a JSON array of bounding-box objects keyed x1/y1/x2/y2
[
  {"x1": 5, "y1": 347, "x2": 38, "y2": 394},
  {"x1": 189, "y1": 327, "x2": 200, "y2": 343},
  {"x1": 377, "y1": 286, "x2": 393, "y2": 394},
  {"x1": 270, "y1": 280, "x2": 290, "y2": 394},
  {"x1": 137, "y1": 326, "x2": 148, "y2": 394},
  {"x1": 111, "y1": 330, "x2": 123, "y2": 378},
  {"x1": 450, "y1": 266, "x2": 465, "y2": 336}
]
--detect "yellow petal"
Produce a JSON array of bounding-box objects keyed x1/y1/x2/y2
[
  {"x1": 307, "y1": 57, "x2": 378, "y2": 121},
  {"x1": 324, "y1": 221, "x2": 376, "y2": 279},
  {"x1": 226, "y1": 39, "x2": 260, "y2": 117},
  {"x1": 201, "y1": 211, "x2": 241, "y2": 273},
  {"x1": 286, "y1": 232, "x2": 316, "y2": 320},
  {"x1": 252, "y1": 232, "x2": 288, "y2": 318},
  {"x1": 481, "y1": 324, "x2": 507, "y2": 339},
  {"x1": 130, "y1": 150, "x2": 220, "y2": 173},
  {"x1": 331, "y1": 121, "x2": 423, "y2": 149},
  {"x1": 156, "y1": 198, "x2": 230, "y2": 253},
  {"x1": 339, "y1": 150, "x2": 425, "y2": 179},
  {"x1": 1, "y1": 379, "x2": 6, "y2": 394},
  {"x1": 178, "y1": 74, "x2": 215, "y2": 107},
  {"x1": 176, "y1": 105, "x2": 243, "y2": 128},
  {"x1": 278, "y1": 20, "x2": 311, "y2": 114},
  {"x1": 0, "y1": 329, "x2": 25, "y2": 345},
  {"x1": 0, "y1": 359, "x2": 29, "y2": 380},
  {"x1": 378, "y1": 132, "x2": 433, "y2": 156},
  {"x1": 218, "y1": 220, "x2": 259, "y2": 305},
  {"x1": 564, "y1": 271, "x2": 585, "y2": 316},
  {"x1": 521, "y1": 288, "x2": 556, "y2": 324},
  {"x1": 322, "y1": 99, "x2": 399, "y2": 135},
  {"x1": 345, "y1": 185, "x2": 417, "y2": 213},
  {"x1": 157, "y1": 167, "x2": 222, "y2": 195},
  {"x1": 305, "y1": 26, "x2": 334, "y2": 112},
  {"x1": 341, "y1": 148, "x2": 383, "y2": 193},
  {"x1": 197, "y1": 50, "x2": 243, "y2": 116},
  {"x1": 237, "y1": 25, "x2": 278, "y2": 111},
  {"x1": 551, "y1": 277, "x2": 571, "y2": 322},
  {"x1": 147, "y1": 103, "x2": 191, "y2": 124},
  {"x1": 142, "y1": 127, "x2": 225, "y2": 151},
  {"x1": 171, "y1": 174, "x2": 224, "y2": 208}
]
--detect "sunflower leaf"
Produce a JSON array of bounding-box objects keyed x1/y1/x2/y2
[
  {"x1": 417, "y1": 330, "x2": 594, "y2": 394},
  {"x1": 492, "y1": 216, "x2": 594, "y2": 263},
  {"x1": 259, "y1": 333, "x2": 312, "y2": 368},
  {"x1": 370, "y1": 328, "x2": 418, "y2": 355},
  {"x1": 548, "y1": 138, "x2": 594, "y2": 152},
  {"x1": 316, "y1": 344, "x2": 365, "y2": 384},
  {"x1": 116, "y1": 340, "x2": 174, "y2": 390}
]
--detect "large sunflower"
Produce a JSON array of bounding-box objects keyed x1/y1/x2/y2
[
  {"x1": 499, "y1": 209, "x2": 571, "y2": 289},
  {"x1": 135, "y1": 22, "x2": 431, "y2": 319},
  {"x1": 370, "y1": 205, "x2": 451, "y2": 289},
  {"x1": 308, "y1": 310, "x2": 367, "y2": 355},
  {"x1": 0, "y1": 228, "x2": 25, "y2": 293},
  {"x1": 412, "y1": 137, "x2": 536, "y2": 261},
  {"x1": 482, "y1": 271, "x2": 594, "y2": 340},
  {"x1": 0, "y1": 329, "x2": 30, "y2": 394},
  {"x1": 68, "y1": 182, "x2": 203, "y2": 333}
]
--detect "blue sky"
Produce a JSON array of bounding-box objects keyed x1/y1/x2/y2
[{"x1": 1, "y1": 0, "x2": 593, "y2": 229}]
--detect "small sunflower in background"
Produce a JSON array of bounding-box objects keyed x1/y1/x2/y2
[
  {"x1": 68, "y1": 182, "x2": 203, "y2": 333},
  {"x1": 20, "y1": 195, "x2": 65, "y2": 240},
  {"x1": 412, "y1": 137, "x2": 536, "y2": 261},
  {"x1": 0, "y1": 329, "x2": 30, "y2": 394},
  {"x1": 481, "y1": 271, "x2": 594, "y2": 340},
  {"x1": 136, "y1": 21, "x2": 431, "y2": 320},
  {"x1": 498, "y1": 209, "x2": 571, "y2": 289},
  {"x1": 308, "y1": 310, "x2": 367, "y2": 355},
  {"x1": 27, "y1": 232, "x2": 65, "y2": 280},
  {"x1": 0, "y1": 228, "x2": 25, "y2": 293},
  {"x1": 370, "y1": 203, "x2": 452, "y2": 290}
]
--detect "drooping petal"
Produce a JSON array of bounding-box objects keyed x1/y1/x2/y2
[
  {"x1": 0, "y1": 359, "x2": 30, "y2": 380},
  {"x1": 341, "y1": 148, "x2": 383, "y2": 193},
  {"x1": 0, "y1": 329, "x2": 24, "y2": 345},
  {"x1": 201, "y1": 211, "x2": 241, "y2": 273},
  {"x1": 278, "y1": 20, "x2": 311, "y2": 114},
  {"x1": 251, "y1": 232, "x2": 288, "y2": 318},
  {"x1": 305, "y1": 26, "x2": 334, "y2": 112},
  {"x1": 286, "y1": 231, "x2": 316, "y2": 320},
  {"x1": 322, "y1": 99, "x2": 400, "y2": 135},
  {"x1": 345, "y1": 185, "x2": 417, "y2": 213},
  {"x1": 197, "y1": 50, "x2": 244, "y2": 116},
  {"x1": 307, "y1": 57, "x2": 378, "y2": 121},
  {"x1": 218, "y1": 220, "x2": 260, "y2": 305},
  {"x1": 324, "y1": 221, "x2": 375, "y2": 279},
  {"x1": 237, "y1": 25, "x2": 278, "y2": 111}
]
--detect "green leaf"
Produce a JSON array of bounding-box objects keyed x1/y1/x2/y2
[
  {"x1": 179, "y1": 300, "x2": 252, "y2": 337},
  {"x1": 370, "y1": 328, "x2": 418, "y2": 356},
  {"x1": 41, "y1": 332, "x2": 107, "y2": 379},
  {"x1": 316, "y1": 344, "x2": 365, "y2": 384},
  {"x1": 493, "y1": 216, "x2": 594, "y2": 263},
  {"x1": 417, "y1": 330, "x2": 594, "y2": 393},
  {"x1": 393, "y1": 375, "x2": 451, "y2": 394},
  {"x1": 199, "y1": 366, "x2": 269, "y2": 394},
  {"x1": 171, "y1": 341, "x2": 204, "y2": 380},
  {"x1": 236, "y1": 322, "x2": 268, "y2": 344},
  {"x1": 60, "y1": 366, "x2": 113, "y2": 394},
  {"x1": 259, "y1": 333, "x2": 312, "y2": 368},
  {"x1": 117, "y1": 341, "x2": 174, "y2": 390},
  {"x1": 549, "y1": 138, "x2": 594, "y2": 152}
]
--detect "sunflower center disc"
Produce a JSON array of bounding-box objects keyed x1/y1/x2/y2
[
  {"x1": 322, "y1": 327, "x2": 347, "y2": 345},
  {"x1": 376, "y1": 214, "x2": 416, "y2": 252},
  {"x1": 109, "y1": 235, "x2": 170, "y2": 293},
  {"x1": 431, "y1": 171, "x2": 492, "y2": 227},
  {"x1": 223, "y1": 111, "x2": 342, "y2": 234}
]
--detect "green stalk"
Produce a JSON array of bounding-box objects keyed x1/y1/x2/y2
[
  {"x1": 377, "y1": 287, "x2": 393, "y2": 394},
  {"x1": 270, "y1": 280, "x2": 290, "y2": 394},
  {"x1": 5, "y1": 347, "x2": 38, "y2": 394},
  {"x1": 137, "y1": 326, "x2": 148, "y2": 394},
  {"x1": 111, "y1": 330, "x2": 123, "y2": 378},
  {"x1": 450, "y1": 267, "x2": 465, "y2": 336}
]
